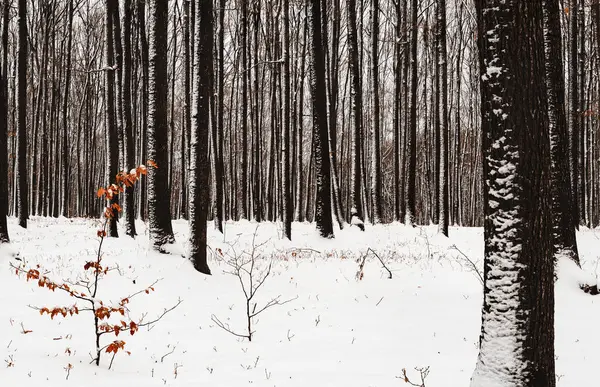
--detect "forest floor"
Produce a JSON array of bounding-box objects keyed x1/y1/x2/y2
[{"x1": 0, "y1": 217, "x2": 598, "y2": 386}]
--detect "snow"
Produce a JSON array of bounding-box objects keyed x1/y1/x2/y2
[{"x1": 0, "y1": 217, "x2": 599, "y2": 386}]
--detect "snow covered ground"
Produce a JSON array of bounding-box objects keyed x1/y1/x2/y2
[{"x1": 0, "y1": 217, "x2": 598, "y2": 386}]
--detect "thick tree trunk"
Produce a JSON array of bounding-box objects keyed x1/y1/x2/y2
[
  {"x1": 188, "y1": 0, "x2": 212, "y2": 275},
  {"x1": 147, "y1": 0, "x2": 175, "y2": 250},
  {"x1": 308, "y1": 0, "x2": 334, "y2": 238},
  {"x1": 471, "y1": 1, "x2": 555, "y2": 385}
]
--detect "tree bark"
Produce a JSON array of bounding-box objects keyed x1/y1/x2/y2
[
  {"x1": 61, "y1": 0, "x2": 74, "y2": 217},
  {"x1": 282, "y1": 0, "x2": 292, "y2": 239},
  {"x1": 347, "y1": 0, "x2": 365, "y2": 230},
  {"x1": 405, "y1": 0, "x2": 417, "y2": 225},
  {"x1": 543, "y1": 0, "x2": 580, "y2": 265},
  {"x1": 188, "y1": 0, "x2": 213, "y2": 275},
  {"x1": 0, "y1": 0, "x2": 8, "y2": 242},
  {"x1": 569, "y1": 0, "x2": 579, "y2": 229},
  {"x1": 370, "y1": 0, "x2": 382, "y2": 224},
  {"x1": 437, "y1": 0, "x2": 449, "y2": 235},
  {"x1": 147, "y1": 0, "x2": 175, "y2": 250},
  {"x1": 308, "y1": 0, "x2": 334, "y2": 238},
  {"x1": 122, "y1": 0, "x2": 137, "y2": 236},
  {"x1": 138, "y1": 0, "x2": 149, "y2": 222},
  {"x1": 471, "y1": 1, "x2": 555, "y2": 385},
  {"x1": 105, "y1": 0, "x2": 119, "y2": 237}
]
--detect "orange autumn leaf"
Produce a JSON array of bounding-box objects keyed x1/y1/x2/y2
[{"x1": 147, "y1": 160, "x2": 158, "y2": 168}]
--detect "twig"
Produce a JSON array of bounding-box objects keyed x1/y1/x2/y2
[
  {"x1": 211, "y1": 314, "x2": 249, "y2": 340},
  {"x1": 161, "y1": 346, "x2": 176, "y2": 363},
  {"x1": 138, "y1": 299, "x2": 183, "y2": 328},
  {"x1": 449, "y1": 245, "x2": 484, "y2": 285},
  {"x1": 367, "y1": 248, "x2": 393, "y2": 279},
  {"x1": 400, "y1": 366, "x2": 430, "y2": 387},
  {"x1": 356, "y1": 248, "x2": 393, "y2": 280}
]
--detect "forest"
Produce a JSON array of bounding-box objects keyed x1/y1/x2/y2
[{"x1": 0, "y1": 0, "x2": 599, "y2": 386}]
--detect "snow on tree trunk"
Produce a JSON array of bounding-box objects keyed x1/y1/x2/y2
[
  {"x1": 147, "y1": 0, "x2": 175, "y2": 250},
  {"x1": 187, "y1": 0, "x2": 212, "y2": 275},
  {"x1": 105, "y1": 0, "x2": 119, "y2": 238},
  {"x1": 542, "y1": 0, "x2": 580, "y2": 265},
  {"x1": 370, "y1": 0, "x2": 382, "y2": 225},
  {"x1": 405, "y1": 0, "x2": 417, "y2": 226},
  {"x1": 568, "y1": 0, "x2": 579, "y2": 229},
  {"x1": 347, "y1": 0, "x2": 365, "y2": 231},
  {"x1": 471, "y1": 1, "x2": 555, "y2": 386},
  {"x1": 0, "y1": 26, "x2": 7, "y2": 242},
  {"x1": 308, "y1": 0, "x2": 334, "y2": 239},
  {"x1": 282, "y1": 0, "x2": 292, "y2": 240},
  {"x1": 121, "y1": 0, "x2": 136, "y2": 237},
  {"x1": 437, "y1": 0, "x2": 449, "y2": 236}
]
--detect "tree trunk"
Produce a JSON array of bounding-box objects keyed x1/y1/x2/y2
[
  {"x1": 543, "y1": 0, "x2": 580, "y2": 266},
  {"x1": 188, "y1": 0, "x2": 213, "y2": 275},
  {"x1": 213, "y1": 0, "x2": 226, "y2": 232},
  {"x1": 370, "y1": 0, "x2": 382, "y2": 224},
  {"x1": 105, "y1": 0, "x2": 119, "y2": 237},
  {"x1": 437, "y1": 0, "x2": 449, "y2": 235},
  {"x1": 147, "y1": 0, "x2": 175, "y2": 250},
  {"x1": 61, "y1": 0, "x2": 74, "y2": 217},
  {"x1": 122, "y1": 0, "x2": 136, "y2": 236},
  {"x1": 308, "y1": 0, "x2": 334, "y2": 238},
  {"x1": 569, "y1": 0, "x2": 579, "y2": 229},
  {"x1": 470, "y1": 1, "x2": 555, "y2": 385},
  {"x1": 240, "y1": 0, "x2": 249, "y2": 219},
  {"x1": 282, "y1": 0, "x2": 292, "y2": 239},
  {"x1": 181, "y1": 0, "x2": 191, "y2": 220},
  {"x1": 347, "y1": 0, "x2": 364, "y2": 230},
  {"x1": 138, "y1": 0, "x2": 149, "y2": 222},
  {"x1": 0, "y1": 0, "x2": 8, "y2": 242},
  {"x1": 405, "y1": 0, "x2": 417, "y2": 225}
]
